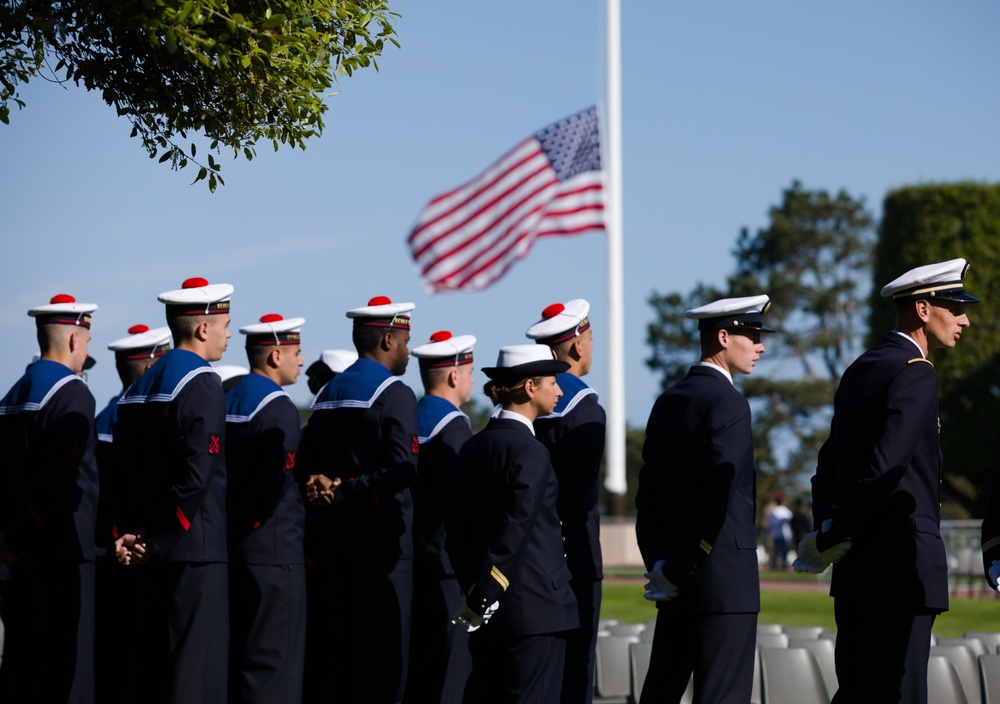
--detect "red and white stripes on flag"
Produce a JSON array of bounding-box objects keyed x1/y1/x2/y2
[{"x1": 408, "y1": 107, "x2": 606, "y2": 293}]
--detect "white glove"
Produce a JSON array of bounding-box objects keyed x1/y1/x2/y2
[
  {"x1": 643, "y1": 559, "x2": 680, "y2": 601},
  {"x1": 989, "y1": 560, "x2": 1000, "y2": 591},
  {"x1": 451, "y1": 600, "x2": 500, "y2": 632},
  {"x1": 793, "y1": 520, "x2": 852, "y2": 573}
]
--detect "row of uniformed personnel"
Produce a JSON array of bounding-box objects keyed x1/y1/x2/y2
[{"x1": 0, "y1": 277, "x2": 607, "y2": 704}]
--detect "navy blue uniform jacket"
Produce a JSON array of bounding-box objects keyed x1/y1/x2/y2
[
  {"x1": 413, "y1": 394, "x2": 472, "y2": 577},
  {"x1": 447, "y1": 417, "x2": 579, "y2": 636},
  {"x1": 225, "y1": 373, "x2": 304, "y2": 565},
  {"x1": 812, "y1": 333, "x2": 948, "y2": 611},
  {"x1": 635, "y1": 365, "x2": 760, "y2": 614},
  {"x1": 296, "y1": 358, "x2": 419, "y2": 568},
  {"x1": 113, "y1": 349, "x2": 228, "y2": 562},
  {"x1": 0, "y1": 360, "x2": 98, "y2": 562},
  {"x1": 534, "y1": 373, "x2": 605, "y2": 582}
]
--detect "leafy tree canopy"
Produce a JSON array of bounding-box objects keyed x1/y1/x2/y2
[{"x1": 1, "y1": 0, "x2": 398, "y2": 190}]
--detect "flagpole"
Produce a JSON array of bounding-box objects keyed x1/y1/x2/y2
[{"x1": 604, "y1": 0, "x2": 627, "y2": 505}]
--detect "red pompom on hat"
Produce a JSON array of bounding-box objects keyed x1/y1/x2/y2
[
  {"x1": 525, "y1": 299, "x2": 591, "y2": 345},
  {"x1": 430, "y1": 330, "x2": 453, "y2": 342},
  {"x1": 128, "y1": 324, "x2": 150, "y2": 335},
  {"x1": 541, "y1": 303, "x2": 565, "y2": 319},
  {"x1": 260, "y1": 313, "x2": 284, "y2": 323},
  {"x1": 183, "y1": 277, "x2": 210, "y2": 289}
]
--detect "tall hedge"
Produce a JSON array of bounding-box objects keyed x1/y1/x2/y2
[{"x1": 872, "y1": 182, "x2": 1000, "y2": 516}]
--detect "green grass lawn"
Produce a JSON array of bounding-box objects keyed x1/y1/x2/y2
[{"x1": 601, "y1": 581, "x2": 1000, "y2": 638}]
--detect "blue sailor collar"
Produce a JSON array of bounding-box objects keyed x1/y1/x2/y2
[
  {"x1": 96, "y1": 391, "x2": 125, "y2": 442},
  {"x1": 310, "y1": 357, "x2": 400, "y2": 411},
  {"x1": 226, "y1": 373, "x2": 288, "y2": 423},
  {"x1": 0, "y1": 359, "x2": 82, "y2": 416},
  {"x1": 120, "y1": 348, "x2": 218, "y2": 405},
  {"x1": 536, "y1": 372, "x2": 597, "y2": 420},
  {"x1": 417, "y1": 394, "x2": 469, "y2": 444}
]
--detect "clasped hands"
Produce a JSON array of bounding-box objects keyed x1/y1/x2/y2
[
  {"x1": 115, "y1": 530, "x2": 150, "y2": 566},
  {"x1": 305, "y1": 474, "x2": 341, "y2": 506},
  {"x1": 793, "y1": 519, "x2": 852, "y2": 574}
]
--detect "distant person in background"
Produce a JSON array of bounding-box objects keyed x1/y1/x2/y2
[
  {"x1": 635, "y1": 295, "x2": 774, "y2": 704},
  {"x1": 767, "y1": 492, "x2": 792, "y2": 571},
  {"x1": 790, "y1": 499, "x2": 812, "y2": 550},
  {"x1": 0, "y1": 293, "x2": 99, "y2": 704}
]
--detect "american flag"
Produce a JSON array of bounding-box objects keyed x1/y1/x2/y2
[{"x1": 407, "y1": 107, "x2": 606, "y2": 293}]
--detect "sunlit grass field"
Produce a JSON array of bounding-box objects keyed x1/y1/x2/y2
[{"x1": 600, "y1": 572, "x2": 1000, "y2": 637}]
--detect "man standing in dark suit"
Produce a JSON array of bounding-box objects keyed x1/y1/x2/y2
[
  {"x1": 525, "y1": 299, "x2": 605, "y2": 704},
  {"x1": 635, "y1": 294, "x2": 774, "y2": 704},
  {"x1": 296, "y1": 296, "x2": 419, "y2": 704},
  {"x1": 0, "y1": 293, "x2": 99, "y2": 704},
  {"x1": 113, "y1": 277, "x2": 234, "y2": 704},
  {"x1": 404, "y1": 330, "x2": 477, "y2": 704},
  {"x1": 226, "y1": 313, "x2": 307, "y2": 704},
  {"x1": 797, "y1": 258, "x2": 979, "y2": 704}
]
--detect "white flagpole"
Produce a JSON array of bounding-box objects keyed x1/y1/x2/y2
[{"x1": 604, "y1": 0, "x2": 627, "y2": 501}]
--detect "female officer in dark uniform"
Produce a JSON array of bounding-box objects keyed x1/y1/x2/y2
[{"x1": 446, "y1": 345, "x2": 580, "y2": 704}]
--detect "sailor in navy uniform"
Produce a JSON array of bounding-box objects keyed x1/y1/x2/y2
[
  {"x1": 447, "y1": 345, "x2": 580, "y2": 704},
  {"x1": 112, "y1": 277, "x2": 233, "y2": 704},
  {"x1": 304, "y1": 348, "x2": 358, "y2": 395},
  {"x1": 525, "y1": 299, "x2": 605, "y2": 704},
  {"x1": 635, "y1": 295, "x2": 774, "y2": 704},
  {"x1": 93, "y1": 323, "x2": 171, "y2": 703},
  {"x1": 296, "y1": 296, "x2": 419, "y2": 704},
  {"x1": 226, "y1": 313, "x2": 307, "y2": 704},
  {"x1": 403, "y1": 331, "x2": 476, "y2": 704},
  {"x1": 797, "y1": 258, "x2": 979, "y2": 704},
  {"x1": 0, "y1": 293, "x2": 99, "y2": 704}
]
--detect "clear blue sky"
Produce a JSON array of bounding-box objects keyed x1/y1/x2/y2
[{"x1": 2, "y1": 0, "x2": 999, "y2": 427}]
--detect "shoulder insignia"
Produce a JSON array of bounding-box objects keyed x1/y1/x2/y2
[
  {"x1": 490, "y1": 565, "x2": 510, "y2": 591},
  {"x1": 984, "y1": 536, "x2": 1000, "y2": 553},
  {"x1": 699, "y1": 539, "x2": 712, "y2": 555},
  {"x1": 907, "y1": 358, "x2": 934, "y2": 367}
]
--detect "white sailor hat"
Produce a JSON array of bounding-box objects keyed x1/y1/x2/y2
[
  {"x1": 239, "y1": 313, "x2": 305, "y2": 346},
  {"x1": 346, "y1": 296, "x2": 414, "y2": 330},
  {"x1": 412, "y1": 331, "x2": 477, "y2": 369},
  {"x1": 482, "y1": 344, "x2": 570, "y2": 381},
  {"x1": 28, "y1": 293, "x2": 98, "y2": 329},
  {"x1": 525, "y1": 299, "x2": 591, "y2": 345},
  {"x1": 685, "y1": 294, "x2": 776, "y2": 333},
  {"x1": 213, "y1": 363, "x2": 249, "y2": 392},
  {"x1": 305, "y1": 349, "x2": 357, "y2": 394},
  {"x1": 107, "y1": 324, "x2": 172, "y2": 360},
  {"x1": 880, "y1": 258, "x2": 981, "y2": 303},
  {"x1": 158, "y1": 277, "x2": 234, "y2": 316}
]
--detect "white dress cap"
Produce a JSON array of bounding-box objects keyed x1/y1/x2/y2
[
  {"x1": 412, "y1": 331, "x2": 476, "y2": 368},
  {"x1": 158, "y1": 277, "x2": 234, "y2": 315},
  {"x1": 346, "y1": 295, "x2": 415, "y2": 326},
  {"x1": 107, "y1": 324, "x2": 172, "y2": 357},
  {"x1": 880, "y1": 258, "x2": 980, "y2": 303},
  {"x1": 318, "y1": 349, "x2": 358, "y2": 374},
  {"x1": 28, "y1": 293, "x2": 98, "y2": 328},
  {"x1": 482, "y1": 344, "x2": 570, "y2": 380},
  {"x1": 684, "y1": 294, "x2": 775, "y2": 332},
  {"x1": 525, "y1": 299, "x2": 591, "y2": 343}
]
